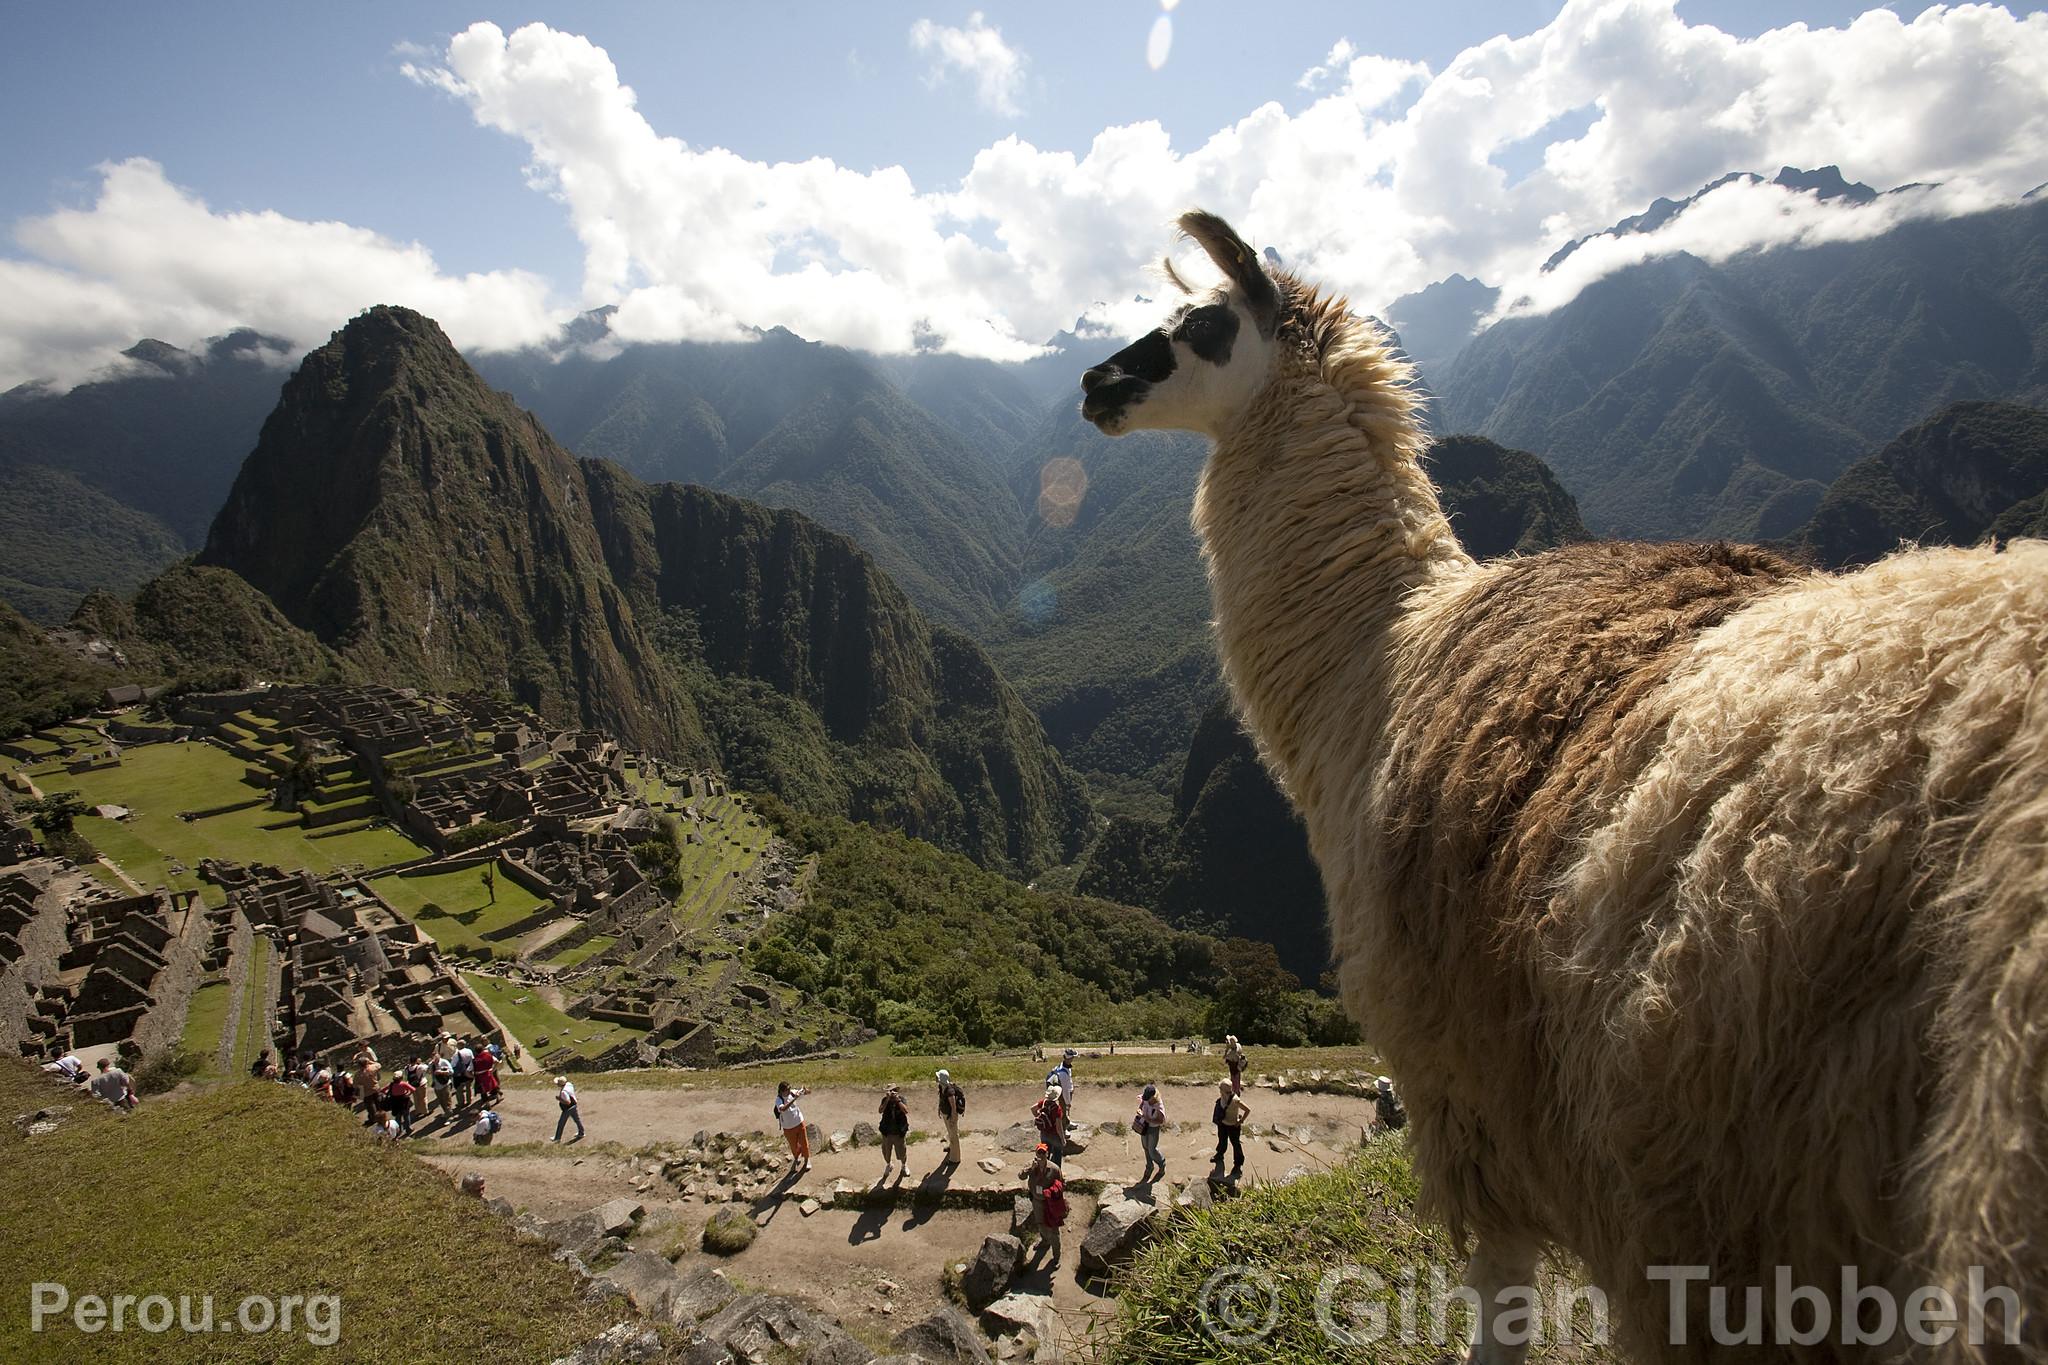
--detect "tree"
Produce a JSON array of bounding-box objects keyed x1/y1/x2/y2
[
  {"x1": 481, "y1": 863, "x2": 496, "y2": 905},
  {"x1": 24, "y1": 791, "x2": 89, "y2": 837},
  {"x1": 1206, "y1": 937, "x2": 1311, "y2": 1046}
]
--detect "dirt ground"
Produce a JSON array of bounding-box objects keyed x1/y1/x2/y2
[{"x1": 416, "y1": 1077, "x2": 1382, "y2": 1353}]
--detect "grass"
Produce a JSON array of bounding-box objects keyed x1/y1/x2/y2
[
  {"x1": 229, "y1": 937, "x2": 272, "y2": 1078},
  {"x1": 366, "y1": 866, "x2": 545, "y2": 955},
  {"x1": 460, "y1": 973, "x2": 646, "y2": 1060},
  {"x1": 177, "y1": 981, "x2": 233, "y2": 1076},
  {"x1": 701, "y1": 1208, "x2": 758, "y2": 1256},
  {"x1": 1105, "y1": 1138, "x2": 1618, "y2": 1365},
  {"x1": 0, "y1": 1059, "x2": 616, "y2": 1362},
  {"x1": 30, "y1": 742, "x2": 424, "y2": 900},
  {"x1": 543, "y1": 933, "x2": 616, "y2": 968}
]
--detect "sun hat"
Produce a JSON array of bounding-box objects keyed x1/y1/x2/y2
[
  {"x1": 935, "y1": 1069, "x2": 950, "y2": 1081},
  {"x1": 1035, "y1": 1142, "x2": 1049, "y2": 1154},
  {"x1": 1376, "y1": 1075, "x2": 1393, "y2": 1091}
]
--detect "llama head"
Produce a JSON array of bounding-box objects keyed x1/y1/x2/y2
[{"x1": 1080, "y1": 210, "x2": 1296, "y2": 438}]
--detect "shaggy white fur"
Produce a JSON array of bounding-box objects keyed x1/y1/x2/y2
[{"x1": 1086, "y1": 212, "x2": 2048, "y2": 1364}]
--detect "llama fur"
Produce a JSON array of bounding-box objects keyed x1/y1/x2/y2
[{"x1": 1092, "y1": 213, "x2": 2047, "y2": 1362}]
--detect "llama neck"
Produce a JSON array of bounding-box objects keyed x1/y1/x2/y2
[{"x1": 1192, "y1": 336, "x2": 1472, "y2": 813}]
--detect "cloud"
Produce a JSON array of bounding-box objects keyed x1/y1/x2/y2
[
  {"x1": 5, "y1": 2, "x2": 2046, "y2": 387},
  {"x1": 909, "y1": 12, "x2": 1026, "y2": 117},
  {"x1": 0, "y1": 158, "x2": 559, "y2": 390}
]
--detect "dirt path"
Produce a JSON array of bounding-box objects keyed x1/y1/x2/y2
[{"x1": 416, "y1": 1076, "x2": 1379, "y2": 1351}]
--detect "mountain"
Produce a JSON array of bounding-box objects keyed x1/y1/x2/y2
[
  {"x1": 1435, "y1": 195, "x2": 2048, "y2": 541},
  {"x1": 1073, "y1": 435, "x2": 1592, "y2": 973},
  {"x1": 0, "y1": 329, "x2": 293, "y2": 622},
  {"x1": 0, "y1": 597, "x2": 117, "y2": 738},
  {"x1": 154, "y1": 306, "x2": 1086, "y2": 875},
  {"x1": 69, "y1": 562, "x2": 337, "y2": 683},
  {"x1": 472, "y1": 326, "x2": 1025, "y2": 635},
  {"x1": 1543, "y1": 165, "x2": 1882, "y2": 273},
  {"x1": 1384, "y1": 274, "x2": 1501, "y2": 387},
  {"x1": 1789, "y1": 401, "x2": 2048, "y2": 569}
]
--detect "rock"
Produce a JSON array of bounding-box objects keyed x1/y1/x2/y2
[
  {"x1": 593, "y1": 1197, "x2": 646, "y2": 1236},
  {"x1": 546, "y1": 1320, "x2": 669, "y2": 1365},
  {"x1": 1079, "y1": 1199, "x2": 1159, "y2": 1276},
  {"x1": 981, "y1": 1292, "x2": 1062, "y2": 1358},
  {"x1": 874, "y1": 1280, "x2": 898, "y2": 1296},
  {"x1": 1100, "y1": 1120, "x2": 1127, "y2": 1137},
  {"x1": 539, "y1": 1211, "x2": 612, "y2": 1259},
  {"x1": 1277, "y1": 1164, "x2": 1312, "y2": 1186},
  {"x1": 977, "y1": 1157, "x2": 1005, "y2": 1174},
  {"x1": 691, "y1": 1129, "x2": 708, "y2": 1148},
  {"x1": 799, "y1": 1198, "x2": 822, "y2": 1217},
  {"x1": 829, "y1": 1130, "x2": 852, "y2": 1153},
  {"x1": 998, "y1": 1123, "x2": 1040, "y2": 1153},
  {"x1": 806, "y1": 1121, "x2": 824, "y2": 1149},
  {"x1": 892, "y1": 1306, "x2": 992, "y2": 1364},
  {"x1": 668, "y1": 1266, "x2": 736, "y2": 1324},
  {"x1": 702, "y1": 1294, "x2": 870, "y2": 1365},
  {"x1": 1061, "y1": 1122, "x2": 1092, "y2": 1155},
  {"x1": 1009, "y1": 1195, "x2": 1035, "y2": 1238},
  {"x1": 962, "y1": 1234, "x2": 1023, "y2": 1311},
  {"x1": 1267, "y1": 1137, "x2": 1291, "y2": 1153},
  {"x1": 1175, "y1": 1179, "x2": 1214, "y2": 1211},
  {"x1": 599, "y1": 1250, "x2": 687, "y2": 1317},
  {"x1": 851, "y1": 1121, "x2": 880, "y2": 1147},
  {"x1": 485, "y1": 1196, "x2": 514, "y2": 1217}
]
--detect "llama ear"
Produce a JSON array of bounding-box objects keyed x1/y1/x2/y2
[{"x1": 1178, "y1": 210, "x2": 1280, "y2": 335}]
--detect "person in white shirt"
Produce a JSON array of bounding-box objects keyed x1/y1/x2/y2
[
  {"x1": 1052, "y1": 1049, "x2": 1077, "y2": 1128},
  {"x1": 552, "y1": 1076, "x2": 583, "y2": 1142},
  {"x1": 775, "y1": 1081, "x2": 811, "y2": 1170}
]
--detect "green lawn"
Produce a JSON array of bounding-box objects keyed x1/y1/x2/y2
[
  {"x1": 461, "y1": 973, "x2": 646, "y2": 1059},
  {"x1": 230, "y1": 937, "x2": 273, "y2": 1077},
  {"x1": 366, "y1": 866, "x2": 547, "y2": 955},
  {"x1": 36, "y1": 742, "x2": 425, "y2": 899},
  {"x1": 178, "y1": 980, "x2": 233, "y2": 1075},
  {"x1": 543, "y1": 933, "x2": 616, "y2": 968},
  {"x1": 0, "y1": 1059, "x2": 614, "y2": 1362}
]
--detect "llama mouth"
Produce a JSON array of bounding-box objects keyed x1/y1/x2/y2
[{"x1": 1081, "y1": 379, "x2": 1147, "y2": 430}]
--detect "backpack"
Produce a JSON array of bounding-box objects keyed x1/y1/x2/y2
[
  {"x1": 482, "y1": 1110, "x2": 502, "y2": 1134},
  {"x1": 946, "y1": 1082, "x2": 966, "y2": 1115}
]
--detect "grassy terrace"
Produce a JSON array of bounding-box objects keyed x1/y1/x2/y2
[
  {"x1": 6, "y1": 741, "x2": 425, "y2": 904},
  {"x1": 542, "y1": 932, "x2": 615, "y2": 968},
  {"x1": 367, "y1": 865, "x2": 547, "y2": 956},
  {"x1": 0, "y1": 1059, "x2": 613, "y2": 1362},
  {"x1": 461, "y1": 973, "x2": 646, "y2": 1059},
  {"x1": 177, "y1": 979, "x2": 233, "y2": 1074}
]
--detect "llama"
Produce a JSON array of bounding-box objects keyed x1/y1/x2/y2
[{"x1": 1081, "y1": 211, "x2": 2048, "y2": 1364}]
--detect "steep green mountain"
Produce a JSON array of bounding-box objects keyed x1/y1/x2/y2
[
  {"x1": 0, "y1": 330, "x2": 292, "y2": 621},
  {"x1": 0, "y1": 598, "x2": 117, "y2": 738},
  {"x1": 583, "y1": 468, "x2": 1090, "y2": 876},
  {"x1": 1436, "y1": 195, "x2": 2048, "y2": 540},
  {"x1": 1075, "y1": 439, "x2": 1592, "y2": 975},
  {"x1": 144, "y1": 307, "x2": 1085, "y2": 875},
  {"x1": 1790, "y1": 400, "x2": 2048, "y2": 569},
  {"x1": 199, "y1": 306, "x2": 704, "y2": 760},
  {"x1": 473, "y1": 326, "x2": 1024, "y2": 635}
]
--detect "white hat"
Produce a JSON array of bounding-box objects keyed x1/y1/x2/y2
[
  {"x1": 935, "y1": 1069, "x2": 950, "y2": 1081},
  {"x1": 1376, "y1": 1075, "x2": 1393, "y2": 1091}
]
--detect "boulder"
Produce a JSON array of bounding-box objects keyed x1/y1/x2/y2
[
  {"x1": 851, "y1": 1120, "x2": 881, "y2": 1147},
  {"x1": 1277, "y1": 1164, "x2": 1312, "y2": 1187},
  {"x1": 961, "y1": 1234, "x2": 1023, "y2": 1311},
  {"x1": 702, "y1": 1293, "x2": 870, "y2": 1365},
  {"x1": 1061, "y1": 1122, "x2": 1092, "y2": 1155},
  {"x1": 1174, "y1": 1179, "x2": 1215, "y2": 1211},
  {"x1": 1079, "y1": 1199, "x2": 1159, "y2": 1276},
  {"x1": 981, "y1": 1293, "x2": 1062, "y2": 1358},
  {"x1": 598, "y1": 1250, "x2": 686, "y2": 1317},
  {"x1": 1009, "y1": 1195, "x2": 1036, "y2": 1238},
  {"x1": 892, "y1": 1306, "x2": 992, "y2": 1364},
  {"x1": 546, "y1": 1321, "x2": 669, "y2": 1365},
  {"x1": 668, "y1": 1266, "x2": 737, "y2": 1324},
  {"x1": 829, "y1": 1130, "x2": 853, "y2": 1153},
  {"x1": 977, "y1": 1157, "x2": 1005, "y2": 1174},
  {"x1": 998, "y1": 1123, "x2": 1040, "y2": 1153},
  {"x1": 593, "y1": 1198, "x2": 645, "y2": 1236},
  {"x1": 538, "y1": 1210, "x2": 612, "y2": 1259}
]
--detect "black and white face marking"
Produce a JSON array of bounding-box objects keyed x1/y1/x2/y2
[{"x1": 1079, "y1": 295, "x2": 1270, "y2": 437}]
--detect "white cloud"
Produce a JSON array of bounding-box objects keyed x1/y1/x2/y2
[
  {"x1": 0, "y1": 158, "x2": 560, "y2": 390},
  {"x1": 1297, "y1": 38, "x2": 1357, "y2": 90},
  {"x1": 5, "y1": 2, "x2": 2047, "y2": 388},
  {"x1": 909, "y1": 12, "x2": 1026, "y2": 117}
]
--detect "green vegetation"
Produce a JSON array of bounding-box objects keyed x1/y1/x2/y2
[
  {"x1": 543, "y1": 933, "x2": 616, "y2": 968},
  {"x1": 368, "y1": 866, "x2": 545, "y2": 955},
  {"x1": 0, "y1": 597, "x2": 114, "y2": 739},
  {"x1": 177, "y1": 981, "x2": 233, "y2": 1074},
  {"x1": 443, "y1": 818, "x2": 515, "y2": 853},
  {"x1": 0, "y1": 1059, "x2": 615, "y2": 1362},
  {"x1": 68, "y1": 562, "x2": 337, "y2": 683},
  {"x1": 229, "y1": 936, "x2": 273, "y2": 1077},
  {"x1": 1108, "y1": 1138, "x2": 1616, "y2": 1364},
  {"x1": 461, "y1": 973, "x2": 646, "y2": 1059},
  {"x1": 701, "y1": 1207, "x2": 758, "y2": 1255}
]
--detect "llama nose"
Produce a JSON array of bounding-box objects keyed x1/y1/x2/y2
[{"x1": 1081, "y1": 366, "x2": 1115, "y2": 394}]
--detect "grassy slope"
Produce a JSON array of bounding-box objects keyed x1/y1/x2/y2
[
  {"x1": 0, "y1": 1060, "x2": 614, "y2": 1363},
  {"x1": 1108, "y1": 1138, "x2": 1617, "y2": 1364},
  {"x1": 366, "y1": 867, "x2": 546, "y2": 955},
  {"x1": 461, "y1": 973, "x2": 646, "y2": 1060}
]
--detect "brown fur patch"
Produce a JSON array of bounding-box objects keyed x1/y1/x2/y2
[{"x1": 1378, "y1": 540, "x2": 1801, "y2": 931}]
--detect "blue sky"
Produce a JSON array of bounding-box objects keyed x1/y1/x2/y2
[{"x1": 3, "y1": 2, "x2": 2045, "y2": 384}]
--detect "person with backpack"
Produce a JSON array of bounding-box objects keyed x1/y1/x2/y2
[
  {"x1": 452, "y1": 1039, "x2": 476, "y2": 1110},
  {"x1": 1372, "y1": 1075, "x2": 1407, "y2": 1135},
  {"x1": 1033, "y1": 1083, "x2": 1067, "y2": 1164},
  {"x1": 775, "y1": 1081, "x2": 811, "y2": 1171},
  {"x1": 878, "y1": 1083, "x2": 910, "y2": 1180},
  {"x1": 333, "y1": 1069, "x2": 357, "y2": 1109},
  {"x1": 1212, "y1": 1080, "x2": 1250, "y2": 1178},
  {"x1": 1022, "y1": 1144, "x2": 1066, "y2": 1268},
  {"x1": 552, "y1": 1075, "x2": 584, "y2": 1142},
  {"x1": 1223, "y1": 1035, "x2": 1247, "y2": 1094},
  {"x1": 473, "y1": 1045, "x2": 501, "y2": 1106},
  {"x1": 1134, "y1": 1083, "x2": 1167, "y2": 1184},
  {"x1": 385, "y1": 1073, "x2": 417, "y2": 1136},
  {"x1": 1048, "y1": 1050, "x2": 1076, "y2": 1128},
  {"x1": 431, "y1": 1051, "x2": 454, "y2": 1115},
  {"x1": 934, "y1": 1069, "x2": 966, "y2": 1167},
  {"x1": 472, "y1": 1108, "x2": 502, "y2": 1146}
]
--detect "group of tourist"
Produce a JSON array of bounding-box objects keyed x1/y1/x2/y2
[
  {"x1": 273, "y1": 1031, "x2": 518, "y2": 1145},
  {"x1": 42, "y1": 1052, "x2": 138, "y2": 1110}
]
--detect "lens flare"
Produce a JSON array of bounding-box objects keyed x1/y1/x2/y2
[
  {"x1": 1147, "y1": 15, "x2": 1173, "y2": 70},
  {"x1": 1016, "y1": 578, "x2": 1057, "y2": 627},
  {"x1": 1037, "y1": 457, "x2": 1088, "y2": 529}
]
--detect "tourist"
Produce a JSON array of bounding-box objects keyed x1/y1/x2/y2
[
  {"x1": 90, "y1": 1056, "x2": 136, "y2": 1110},
  {"x1": 374, "y1": 1111, "x2": 401, "y2": 1141},
  {"x1": 333, "y1": 1069, "x2": 356, "y2": 1109},
  {"x1": 385, "y1": 1072, "x2": 417, "y2": 1136},
  {"x1": 473, "y1": 1045, "x2": 501, "y2": 1107},
  {"x1": 878, "y1": 1083, "x2": 910, "y2": 1180},
  {"x1": 934, "y1": 1069, "x2": 966, "y2": 1167},
  {"x1": 406, "y1": 1056, "x2": 429, "y2": 1105},
  {"x1": 1134, "y1": 1083, "x2": 1167, "y2": 1183},
  {"x1": 452, "y1": 1039, "x2": 476, "y2": 1109},
  {"x1": 1032, "y1": 1083, "x2": 1067, "y2": 1164},
  {"x1": 1212, "y1": 1080, "x2": 1249, "y2": 1178},
  {"x1": 356, "y1": 1048, "x2": 383, "y2": 1125},
  {"x1": 431, "y1": 1051, "x2": 454, "y2": 1115},
  {"x1": 1049, "y1": 1049, "x2": 1076, "y2": 1127},
  {"x1": 312, "y1": 1064, "x2": 333, "y2": 1101},
  {"x1": 435, "y1": 1031, "x2": 457, "y2": 1065},
  {"x1": 775, "y1": 1081, "x2": 811, "y2": 1171},
  {"x1": 552, "y1": 1075, "x2": 585, "y2": 1142},
  {"x1": 473, "y1": 1108, "x2": 502, "y2": 1146},
  {"x1": 1373, "y1": 1076, "x2": 1406, "y2": 1134},
  {"x1": 249, "y1": 1048, "x2": 276, "y2": 1080},
  {"x1": 43, "y1": 1054, "x2": 85, "y2": 1084},
  {"x1": 297, "y1": 1056, "x2": 316, "y2": 1088},
  {"x1": 1022, "y1": 1144, "x2": 1064, "y2": 1266},
  {"x1": 1223, "y1": 1035, "x2": 1247, "y2": 1094}
]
